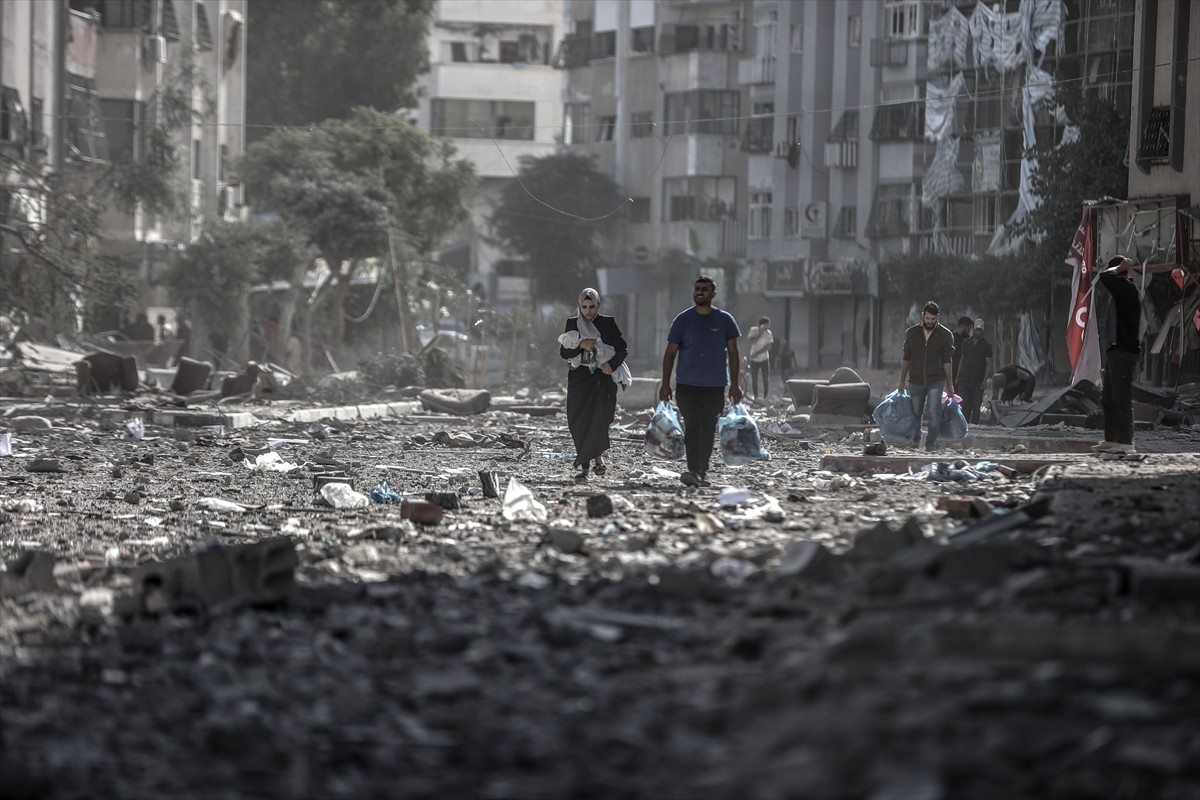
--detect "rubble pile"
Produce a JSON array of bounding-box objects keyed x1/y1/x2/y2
[{"x1": 0, "y1": 398, "x2": 1198, "y2": 798}]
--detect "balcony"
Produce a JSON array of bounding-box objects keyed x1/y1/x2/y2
[
  {"x1": 917, "y1": 232, "x2": 976, "y2": 256},
  {"x1": 824, "y1": 140, "x2": 858, "y2": 168},
  {"x1": 738, "y1": 55, "x2": 776, "y2": 85},
  {"x1": 870, "y1": 37, "x2": 908, "y2": 67},
  {"x1": 720, "y1": 219, "x2": 747, "y2": 257}
]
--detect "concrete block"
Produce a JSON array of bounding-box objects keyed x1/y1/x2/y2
[
  {"x1": 0, "y1": 551, "x2": 57, "y2": 597},
  {"x1": 356, "y1": 404, "x2": 391, "y2": 419},
  {"x1": 386, "y1": 401, "x2": 421, "y2": 418}
]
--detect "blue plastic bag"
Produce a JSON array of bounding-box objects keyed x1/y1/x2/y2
[
  {"x1": 939, "y1": 393, "x2": 969, "y2": 440},
  {"x1": 873, "y1": 389, "x2": 920, "y2": 442},
  {"x1": 718, "y1": 403, "x2": 771, "y2": 466},
  {"x1": 645, "y1": 401, "x2": 685, "y2": 460}
]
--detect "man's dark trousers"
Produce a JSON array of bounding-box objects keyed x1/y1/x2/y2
[
  {"x1": 1102, "y1": 348, "x2": 1137, "y2": 444},
  {"x1": 959, "y1": 382, "x2": 984, "y2": 424},
  {"x1": 675, "y1": 384, "x2": 725, "y2": 477}
]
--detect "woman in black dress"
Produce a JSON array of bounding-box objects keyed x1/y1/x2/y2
[{"x1": 559, "y1": 288, "x2": 628, "y2": 482}]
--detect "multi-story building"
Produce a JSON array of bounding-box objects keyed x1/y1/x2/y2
[
  {"x1": 1, "y1": 0, "x2": 246, "y2": 326},
  {"x1": 415, "y1": 0, "x2": 563, "y2": 317},
  {"x1": 557, "y1": 0, "x2": 748, "y2": 363}
]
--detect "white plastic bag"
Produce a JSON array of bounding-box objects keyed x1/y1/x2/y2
[
  {"x1": 319, "y1": 483, "x2": 371, "y2": 509},
  {"x1": 502, "y1": 477, "x2": 548, "y2": 522},
  {"x1": 645, "y1": 401, "x2": 685, "y2": 460},
  {"x1": 718, "y1": 403, "x2": 771, "y2": 466}
]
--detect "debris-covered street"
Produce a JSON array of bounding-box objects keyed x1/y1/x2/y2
[{"x1": 3, "y1": 387, "x2": 1199, "y2": 799}]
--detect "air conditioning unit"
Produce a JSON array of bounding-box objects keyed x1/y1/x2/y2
[{"x1": 143, "y1": 34, "x2": 167, "y2": 64}]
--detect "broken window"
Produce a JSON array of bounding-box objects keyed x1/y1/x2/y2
[
  {"x1": 631, "y1": 26, "x2": 655, "y2": 53},
  {"x1": 663, "y1": 176, "x2": 736, "y2": 222},
  {"x1": 835, "y1": 206, "x2": 857, "y2": 239},
  {"x1": 430, "y1": 99, "x2": 535, "y2": 141},
  {"x1": 870, "y1": 101, "x2": 923, "y2": 141},
  {"x1": 195, "y1": 1, "x2": 214, "y2": 50},
  {"x1": 595, "y1": 115, "x2": 615, "y2": 142},
  {"x1": 1137, "y1": 106, "x2": 1171, "y2": 165},
  {"x1": 593, "y1": 31, "x2": 616, "y2": 58},
  {"x1": 630, "y1": 111, "x2": 654, "y2": 138},
  {"x1": 65, "y1": 74, "x2": 109, "y2": 163},
  {"x1": 563, "y1": 102, "x2": 590, "y2": 145},
  {"x1": 663, "y1": 90, "x2": 739, "y2": 136}
]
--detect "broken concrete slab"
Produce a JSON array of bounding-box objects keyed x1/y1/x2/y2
[{"x1": 0, "y1": 550, "x2": 57, "y2": 597}]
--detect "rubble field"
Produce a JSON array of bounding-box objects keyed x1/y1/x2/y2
[{"x1": 2, "y1": 399, "x2": 1199, "y2": 800}]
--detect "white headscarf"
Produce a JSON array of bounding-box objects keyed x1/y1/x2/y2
[{"x1": 577, "y1": 288, "x2": 602, "y2": 341}]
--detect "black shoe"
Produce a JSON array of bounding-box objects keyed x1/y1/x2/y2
[
  {"x1": 697, "y1": 473, "x2": 712, "y2": 487},
  {"x1": 574, "y1": 470, "x2": 588, "y2": 484},
  {"x1": 680, "y1": 471, "x2": 700, "y2": 487}
]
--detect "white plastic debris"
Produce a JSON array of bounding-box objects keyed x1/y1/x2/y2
[
  {"x1": 0, "y1": 433, "x2": 11, "y2": 457},
  {"x1": 196, "y1": 497, "x2": 248, "y2": 513},
  {"x1": 245, "y1": 451, "x2": 299, "y2": 473},
  {"x1": 501, "y1": 476, "x2": 548, "y2": 522},
  {"x1": 319, "y1": 482, "x2": 371, "y2": 509},
  {"x1": 716, "y1": 486, "x2": 753, "y2": 507}
]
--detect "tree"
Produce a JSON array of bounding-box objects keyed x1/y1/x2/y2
[
  {"x1": 166, "y1": 218, "x2": 304, "y2": 363},
  {"x1": 489, "y1": 152, "x2": 624, "y2": 301},
  {"x1": 1, "y1": 57, "x2": 206, "y2": 332},
  {"x1": 1016, "y1": 84, "x2": 1129, "y2": 262},
  {"x1": 245, "y1": 0, "x2": 434, "y2": 143},
  {"x1": 239, "y1": 108, "x2": 476, "y2": 360}
]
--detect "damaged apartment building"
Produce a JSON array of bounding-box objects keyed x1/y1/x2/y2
[
  {"x1": 530, "y1": 0, "x2": 1195, "y2": 380},
  {"x1": 1, "y1": 0, "x2": 248, "y2": 330}
]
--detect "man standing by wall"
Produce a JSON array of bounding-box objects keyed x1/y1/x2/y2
[
  {"x1": 951, "y1": 316, "x2": 973, "y2": 381},
  {"x1": 1093, "y1": 255, "x2": 1143, "y2": 454},
  {"x1": 660, "y1": 276, "x2": 743, "y2": 487},
  {"x1": 956, "y1": 318, "x2": 993, "y2": 424},
  {"x1": 898, "y1": 301, "x2": 956, "y2": 450},
  {"x1": 746, "y1": 316, "x2": 773, "y2": 402}
]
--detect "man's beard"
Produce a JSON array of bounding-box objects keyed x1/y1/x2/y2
[{"x1": 923, "y1": 321, "x2": 936, "y2": 330}]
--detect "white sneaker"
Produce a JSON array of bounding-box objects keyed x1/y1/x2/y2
[
  {"x1": 1108, "y1": 442, "x2": 1137, "y2": 454},
  {"x1": 1091, "y1": 441, "x2": 1117, "y2": 452}
]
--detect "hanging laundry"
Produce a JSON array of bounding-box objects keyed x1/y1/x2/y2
[
  {"x1": 925, "y1": 72, "x2": 966, "y2": 142},
  {"x1": 928, "y1": 7, "x2": 969, "y2": 71}
]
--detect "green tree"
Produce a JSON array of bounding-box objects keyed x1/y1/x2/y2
[
  {"x1": 245, "y1": 0, "x2": 434, "y2": 143},
  {"x1": 1016, "y1": 84, "x2": 1129, "y2": 260},
  {"x1": 239, "y1": 108, "x2": 475, "y2": 360},
  {"x1": 489, "y1": 152, "x2": 624, "y2": 301},
  {"x1": 166, "y1": 218, "x2": 305, "y2": 363}
]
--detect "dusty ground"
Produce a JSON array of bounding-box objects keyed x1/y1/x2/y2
[{"x1": 1, "y1": 394, "x2": 1199, "y2": 799}]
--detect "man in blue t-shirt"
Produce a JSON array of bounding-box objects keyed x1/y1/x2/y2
[{"x1": 659, "y1": 275, "x2": 743, "y2": 487}]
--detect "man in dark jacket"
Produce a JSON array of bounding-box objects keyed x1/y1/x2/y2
[
  {"x1": 1093, "y1": 255, "x2": 1143, "y2": 454},
  {"x1": 951, "y1": 315, "x2": 972, "y2": 380},
  {"x1": 956, "y1": 318, "x2": 992, "y2": 424},
  {"x1": 898, "y1": 300, "x2": 956, "y2": 450},
  {"x1": 991, "y1": 363, "x2": 1036, "y2": 402}
]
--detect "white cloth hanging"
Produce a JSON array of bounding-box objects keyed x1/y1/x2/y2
[{"x1": 925, "y1": 72, "x2": 966, "y2": 142}]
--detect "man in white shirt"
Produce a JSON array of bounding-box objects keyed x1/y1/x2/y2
[{"x1": 747, "y1": 316, "x2": 774, "y2": 401}]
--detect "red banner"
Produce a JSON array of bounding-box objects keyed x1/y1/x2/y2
[{"x1": 1065, "y1": 208, "x2": 1093, "y2": 372}]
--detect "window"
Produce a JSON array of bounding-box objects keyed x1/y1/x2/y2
[
  {"x1": 450, "y1": 42, "x2": 468, "y2": 62},
  {"x1": 30, "y1": 96, "x2": 44, "y2": 147},
  {"x1": 973, "y1": 196, "x2": 997, "y2": 233},
  {"x1": 0, "y1": 87, "x2": 27, "y2": 144},
  {"x1": 848, "y1": 15, "x2": 862, "y2": 47},
  {"x1": 790, "y1": 23, "x2": 803, "y2": 53},
  {"x1": 660, "y1": 21, "x2": 740, "y2": 54},
  {"x1": 631, "y1": 26, "x2": 655, "y2": 53},
  {"x1": 870, "y1": 102, "x2": 923, "y2": 141},
  {"x1": 65, "y1": 74, "x2": 108, "y2": 163},
  {"x1": 663, "y1": 90, "x2": 740, "y2": 136},
  {"x1": 662, "y1": 177, "x2": 736, "y2": 222},
  {"x1": 563, "y1": 102, "x2": 590, "y2": 144},
  {"x1": 595, "y1": 115, "x2": 616, "y2": 142},
  {"x1": 593, "y1": 30, "x2": 616, "y2": 58},
  {"x1": 96, "y1": 0, "x2": 151, "y2": 30},
  {"x1": 866, "y1": 184, "x2": 914, "y2": 238},
  {"x1": 192, "y1": 139, "x2": 201, "y2": 180},
  {"x1": 219, "y1": 143, "x2": 229, "y2": 182},
  {"x1": 835, "y1": 206, "x2": 857, "y2": 239},
  {"x1": 749, "y1": 193, "x2": 772, "y2": 239},
  {"x1": 195, "y1": 1, "x2": 214, "y2": 50},
  {"x1": 499, "y1": 41, "x2": 521, "y2": 63},
  {"x1": 1137, "y1": 106, "x2": 1171, "y2": 164},
  {"x1": 784, "y1": 207, "x2": 800, "y2": 238},
  {"x1": 755, "y1": 10, "x2": 777, "y2": 60},
  {"x1": 628, "y1": 197, "x2": 651, "y2": 223},
  {"x1": 431, "y1": 99, "x2": 536, "y2": 140},
  {"x1": 99, "y1": 99, "x2": 147, "y2": 161},
  {"x1": 743, "y1": 102, "x2": 773, "y2": 152},
  {"x1": 630, "y1": 111, "x2": 654, "y2": 138},
  {"x1": 884, "y1": 1, "x2": 923, "y2": 39}
]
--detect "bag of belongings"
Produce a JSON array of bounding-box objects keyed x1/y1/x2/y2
[
  {"x1": 718, "y1": 403, "x2": 771, "y2": 466},
  {"x1": 873, "y1": 389, "x2": 920, "y2": 442},
  {"x1": 939, "y1": 392, "x2": 970, "y2": 440},
  {"x1": 645, "y1": 400, "x2": 685, "y2": 460}
]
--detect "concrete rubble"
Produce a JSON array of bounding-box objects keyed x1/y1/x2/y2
[{"x1": 1, "y1": 376, "x2": 1198, "y2": 798}]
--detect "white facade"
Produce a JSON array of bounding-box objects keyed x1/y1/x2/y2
[{"x1": 415, "y1": 0, "x2": 564, "y2": 310}]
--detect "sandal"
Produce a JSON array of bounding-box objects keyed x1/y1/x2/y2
[
  {"x1": 574, "y1": 470, "x2": 589, "y2": 484},
  {"x1": 593, "y1": 461, "x2": 607, "y2": 476}
]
